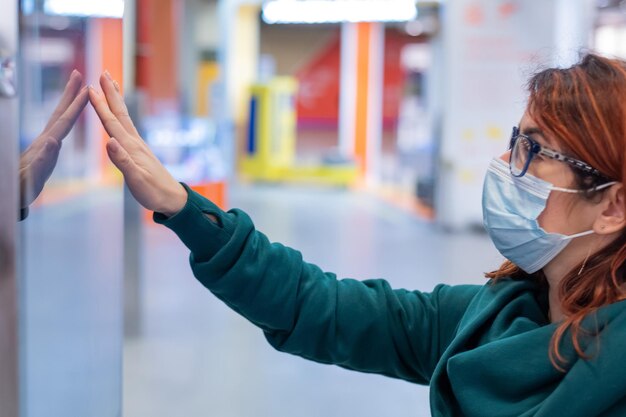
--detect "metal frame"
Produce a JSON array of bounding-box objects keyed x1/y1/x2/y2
[
  {"x1": 122, "y1": 0, "x2": 143, "y2": 340},
  {"x1": 0, "y1": 0, "x2": 20, "y2": 415}
]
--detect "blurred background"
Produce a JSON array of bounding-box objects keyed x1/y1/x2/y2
[{"x1": 1, "y1": 0, "x2": 626, "y2": 416}]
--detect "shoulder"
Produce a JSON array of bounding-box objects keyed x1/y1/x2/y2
[
  {"x1": 470, "y1": 276, "x2": 540, "y2": 306},
  {"x1": 455, "y1": 277, "x2": 547, "y2": 328}
]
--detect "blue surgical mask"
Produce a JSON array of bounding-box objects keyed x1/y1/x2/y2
[{"x1": 482, "y1": 158, "x2": 616, "y2": 274}]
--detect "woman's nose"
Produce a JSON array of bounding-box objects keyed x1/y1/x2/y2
[{"x1": 499, "y1": 150, "x2": 511, "y2": 162}]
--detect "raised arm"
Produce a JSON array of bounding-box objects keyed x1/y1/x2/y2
[
  {"x1": 152, "y1": 186, "x2": 479, "y2": 383},
  {"x1": 89, "y1": 72, "x2": 480, "y2": 384}
]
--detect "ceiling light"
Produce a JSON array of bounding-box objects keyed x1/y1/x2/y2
[
  {"x1": 44, "y1": 0, "x2": 124, "y2": 18},
  {"x1": 262, "y1": 0, "x2": 417, "y2": 24}
]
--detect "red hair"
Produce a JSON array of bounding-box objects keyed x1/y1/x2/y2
[{"x1": 486, "y1": 53, "x2": 626, "y2": 370}]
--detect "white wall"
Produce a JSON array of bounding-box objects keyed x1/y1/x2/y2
[{"x1": 435, "y1": 0, "x2": 595, "y2": 230}]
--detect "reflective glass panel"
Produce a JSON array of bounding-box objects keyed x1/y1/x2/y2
[{"x1": 18, "y1": 5, "x2": 124, "y2": 416}]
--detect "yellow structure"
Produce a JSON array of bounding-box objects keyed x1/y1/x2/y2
[
  {"x1": 240, "y1": 77, "x2": 357, "y2": 186},
  {"x1": 195, "y1": 60, "x2": 219, "y2": 116}
]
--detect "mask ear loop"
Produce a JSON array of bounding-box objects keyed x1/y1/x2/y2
[
  {"x1": 578, "y1": 226, "x2": 606, "y2": 276},
  {"x1": 551, "y1": 181, "x2": 618, "y2": 194}
]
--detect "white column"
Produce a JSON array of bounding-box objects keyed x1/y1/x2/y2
[
  {"x1": 216, "y1": 0, "x2": 261, "y2": 178},
  {"x1": 554, "y1": 0, "x2": 596, "y2": 66},
  {"x1": 338, "y1": 21, "x2": 385, "y2": 182},
  {"x1": 216, "y1": 0, "x2": 237, "y2": 177}
]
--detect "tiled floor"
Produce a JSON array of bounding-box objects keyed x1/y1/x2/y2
[
  {"x1": 20, "y1": 188, "x2": 124, "y2": 417},
  {"x1": 124, "y1": 183, "x2": 502, "y2": 417}
]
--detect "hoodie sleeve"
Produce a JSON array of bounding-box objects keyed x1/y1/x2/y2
[{"x1": 155, "y1": 185, "x2": 481, "y2": 384}]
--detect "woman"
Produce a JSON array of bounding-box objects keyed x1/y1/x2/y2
[{"x1": 89, "y1": 54, "x2": 626, "y2": 416}]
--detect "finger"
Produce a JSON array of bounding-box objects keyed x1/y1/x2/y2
[
  {"x1": 106, "y1": 137, "x2": 138, "y2": 177},
  {"x1": 42, "y1": 70, "x2": 83, "y2": 133},
  {"x1": 100, "y1": 72, "x2": 140, "y2": 137},
  {"x1": 19, "y1": 129, "x2": 56, "y2": 168},
  {"x1": 89, "y1": 86, "x2": 139, "y2": 150},
  {"x1": 32, "y1": 138, "x2": 61, "y2": 186},
  {"x1": 20, "y1": 138, "x2": 61, "y2": 208},
  {"x1": 45, "y1": 86, "x2": 90, "y2": 142}
]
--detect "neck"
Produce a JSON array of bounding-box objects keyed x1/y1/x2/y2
[
  {"x1": 542, "y1": 235, "x2": 604, "y2": 323},
  {"x1": 546, "y1": 279, "x2": 565, "y2": 323}
]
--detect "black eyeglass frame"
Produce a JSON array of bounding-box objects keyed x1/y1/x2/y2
[{"x1": 508, "y1": 126, "x2": 611, "y2": 180}]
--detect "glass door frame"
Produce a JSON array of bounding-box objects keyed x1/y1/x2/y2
[{"x1": 0, "y1": 0, "x2": 20, "y2": 415}]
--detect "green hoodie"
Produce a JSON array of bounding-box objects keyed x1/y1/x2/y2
[{"x1": 155, "y1": 186, "x2": 626, "y2": 417}]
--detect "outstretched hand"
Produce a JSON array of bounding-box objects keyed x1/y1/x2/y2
[
  {"x1": 19, "y1": 70, "x2": 89, "y2": 209},
  {"x1": 88, "y1": 72, "x2": 187, "y2": 217}
]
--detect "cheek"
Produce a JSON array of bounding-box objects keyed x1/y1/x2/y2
[
  {"x1": 537, "y1": 193, "x2": 589, "y2": 234},
  {"x1": 537, "y1": 193, "x2": 571, "y2": 233}
]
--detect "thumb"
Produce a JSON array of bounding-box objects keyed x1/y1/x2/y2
[{"x1": 106, "y1": 137, "x2": 135, "y2": 175}]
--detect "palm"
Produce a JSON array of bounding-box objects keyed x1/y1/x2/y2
[
  {"x1": 88, "y1": 73, "x2": 187, "y2": 217},
  {"x1": 19, "y1": 70, "x2": 88, "y2": 208}
]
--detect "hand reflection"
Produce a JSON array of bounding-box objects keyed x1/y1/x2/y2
[{"x1": 19, "y1": 70, "x2": 89, "y2": 220}]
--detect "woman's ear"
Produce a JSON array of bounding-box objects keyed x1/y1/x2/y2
[{"x1": 595, "y1": 184, "x2": 626, "y2": 235}]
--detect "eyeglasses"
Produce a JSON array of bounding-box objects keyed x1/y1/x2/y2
[{"x1": 508, "y1": 126, "x2": 610, "y2": 180}]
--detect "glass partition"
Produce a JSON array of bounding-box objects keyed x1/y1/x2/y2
[
  {"x1": 18, "y1": 3, "x2": 124, "y2": 416},
  {"x1": 0, "y1": 1, "x2": 20, "y2": 415}
]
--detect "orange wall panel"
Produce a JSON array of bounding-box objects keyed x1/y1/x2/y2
[
  {"x1": 354, "y1": 22, "x2": 372, "y2": 175},
  {"x1": 136, "y1": 0, "x2": 180, "y2": 108},
  {"x1": 96, "y1": 18, "x2": 124, "y2": 182}
]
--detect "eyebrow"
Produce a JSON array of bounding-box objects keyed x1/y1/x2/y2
[{"x1": 520, "y1": 126, "x2": 544, "y2": 137}]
